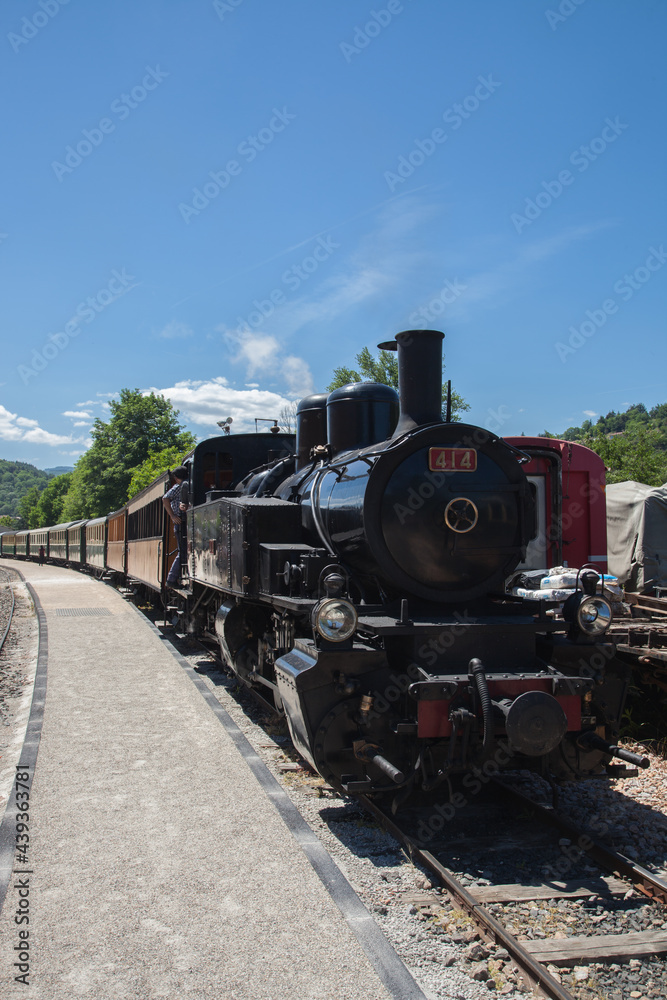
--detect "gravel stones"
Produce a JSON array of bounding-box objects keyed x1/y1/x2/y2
[{"x1": 0, "y1": 566, "x2": 37, "y2": 746}]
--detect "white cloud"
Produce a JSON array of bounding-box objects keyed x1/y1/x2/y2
[
  {"x1": 231, "y1": 331, "x2": 281, "y2": 376},
  {"x1": 149, "y1": 378, "x2": 294, "y2": 433},
  {"x1": 73, "y1": 420, "x2": 90, "y2": 427},
  {"x1": 63, "y1": 410, "x2": 92, "y2": 419},
  {"x1": 583, "y1": 410, "x2": 598, "y2": 417},
  {"x1": 219, "y1": 329, "x2": 314, "y2": 400},
  {"x1": 76, "y1": 394, "x2": 116, "y2": 408},
  {"x1": 0, "y1": 404, "x2": 79, "y2": 446},
  {"x1": 157, "y1": 320, "x2": 194, "y2": 340},
  {"x1": 282, "y1": 356, "x2": 314, "y2": 397}
]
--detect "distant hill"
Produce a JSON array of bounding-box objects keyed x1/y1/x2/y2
[
  {"x1": 43, "y1": 466, "x2": 74, "y2": 475},
  {"x1": 0, "y1": 460, "x2": 52, "y2": 518}
]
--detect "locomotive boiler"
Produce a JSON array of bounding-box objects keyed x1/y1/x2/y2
[{"x1": 184, "y1": 329, "x2": 637, "y2": 797}]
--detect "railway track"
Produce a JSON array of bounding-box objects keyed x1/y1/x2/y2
[
  {"x1": 357, "y1": 779, "x2": 667, "y2": 1000},
  {"x1": 0, "y1": 566, "x2": 17, "y2": 656},
  {"x1": 610, "y1": 595, "x2": 667, "y2": 692}
]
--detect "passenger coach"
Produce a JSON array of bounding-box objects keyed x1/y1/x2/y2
[
  {"x1": 67, "y1": 520, "x2": 88, "y2": 568},
  {"x1": 29, "y1": 527, "x2": 48, "y2": 560},
  {"x1": 106, "y1": 508, "x2": 127, "y2": 577},
  {"x1": 0, "y1": 530, "x2": 17, "y2": 557},
  {"x1": 15, "y1": 530, "x2": 30, "y2": 558},
  {"x1": 48, "y1": 522, "x2": 73, "y2": 563},
  {"x1": 85, "y1": 516, "x2": 108, "y2": 574}
]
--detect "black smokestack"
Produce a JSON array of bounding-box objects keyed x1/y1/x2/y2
[{"x1": 378, "y1": 329, "x2": 444, "y2": 438}]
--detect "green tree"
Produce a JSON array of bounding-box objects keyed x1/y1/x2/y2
[
  {"x1": 0, "y1": 459, "x2": 51, "y2": 518},
  {"x1": 127, "y1": 446, "x2": 190, "y2": 499},
  {"x1": 328, "y1": 346, "x2": 469, "y2": 420},
  {"x1": 61, "y1": 389, "x2": 196, "y2": 518},
  {"x1": 548, "y1": 400, "x2": 667, "y2": 487},
  {"x1": 16, "y1": 485, "x2": 42, "y2": 528},
  {"x1": 34, "y1": 473, "x2": 72, "y2": 526},
  {"x1": 581, "y1": 427, "x2": 667, "y2": 487},
  {"x1": 0, "y1": 515, "x2": 17, "y2": 527}
]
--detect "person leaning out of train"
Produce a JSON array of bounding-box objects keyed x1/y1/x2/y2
[{"x1": 163, "y1": 466, "x2": 189, "y2": 586}]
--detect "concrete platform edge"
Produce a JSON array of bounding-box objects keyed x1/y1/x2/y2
[{"x1": 0, "y1": 574, "x2": 47, "y2": 913}]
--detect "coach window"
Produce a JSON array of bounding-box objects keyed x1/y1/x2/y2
[
  {"x1": 129, "y1": 498, "x2": 162, "y2": 540},
  {"x1": 109, "y1": 516, "x2": 125, "y2": 542}
]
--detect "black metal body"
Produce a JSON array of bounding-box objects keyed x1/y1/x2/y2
[
  {"x1": 276, "y1": 422, "x2": 534, "y2": 603},
  {"x1": 171, "y1": 330, "x2": 632, "y2": 797}
]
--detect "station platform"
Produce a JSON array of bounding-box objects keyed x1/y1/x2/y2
[{"x1": 0, "y1": 561, "x2": 425, "y2": 1000}]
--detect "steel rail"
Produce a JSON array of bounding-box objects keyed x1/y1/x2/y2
[
  {"x1": 0, "y1": 568, "x2": 17, "y2": 656},
  {"x1": 358, "y1": 794, "x2": 577, "y2": 1000},
  {"x1": 618, "y1": 643, "x2": 667, "y2": 664},
  {"x1": 493, "y1": 780, "x2": 667, "y2": 906}
]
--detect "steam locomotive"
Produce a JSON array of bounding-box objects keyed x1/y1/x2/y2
[
  {"x1": 2, "y1": 329, "x2": 641, "y2": 798},
  {"x1": 179, "y1": 329, "x2": 639, "y2": 796}
]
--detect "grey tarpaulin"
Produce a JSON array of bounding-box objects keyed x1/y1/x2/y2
[{"x1": 606, "y1": 481, "x2": 667, "y2": 592}]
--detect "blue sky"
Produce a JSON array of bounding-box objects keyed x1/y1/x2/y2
[{"x1": 1, "y1": 0, "x2": 665, "y2": 469}]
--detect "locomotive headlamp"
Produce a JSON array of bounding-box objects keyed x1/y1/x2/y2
[
  {"x1": 576, "y1": 595, "x2": 612, "y2": 635},
  {"x1": 313, "y1": 598, "x2": 357, "y2": 642},
  {"x1": 563, "y1": 592, "x2": 612, "y2": 637}
]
